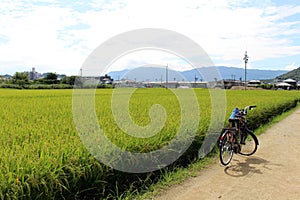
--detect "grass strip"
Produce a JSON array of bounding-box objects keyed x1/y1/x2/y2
[{"x1": 130, "y1": 103, "x2": 300, "y2": 200}]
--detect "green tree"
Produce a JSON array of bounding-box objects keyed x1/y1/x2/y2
[
  {"x1": 44, "y1": 73, "x2": 58, "y2": 84},
  {"x1": 61, "y1": 76, "x2": 76, "y2": 85},
  {"x1": 11, "y1": 72, "x2": 29, "y2": 87}
]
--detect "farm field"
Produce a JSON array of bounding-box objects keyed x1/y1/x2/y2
[{"x1": 0, "y1": 88, "x2": 300, "y2": 199}]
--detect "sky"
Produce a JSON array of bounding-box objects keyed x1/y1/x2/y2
[{"x1": 0, "y1": 0, "x2": 300, "y2": 76}]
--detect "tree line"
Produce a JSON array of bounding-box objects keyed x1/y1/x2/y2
[
  {"x1": 4, "y1": 72, "x2": 75, "y2": 86},
  {"x1": 1, "y1": 72, "x2": 113, "y2": 89}
]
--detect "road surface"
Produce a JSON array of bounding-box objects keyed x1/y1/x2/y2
[{"x1": 156, "y1": 108, "x2": 300, "y2": 200}]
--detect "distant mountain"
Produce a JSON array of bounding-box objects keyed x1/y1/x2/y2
[
  {"x1": 107, "y1": 69, "x2": 129, "y2": 80},
  {"x1": 276, "y1": 67, "x2": 300, "y2": 81},
  {"x1": 215, "y1": 66, "x2": 288, "y2": 81},
  {"x1": 108, "y1": 67, "x2": 188, "y2": 82},
  {"x1": 108, "y1": 66, "x2": 288, "y2": 82}
]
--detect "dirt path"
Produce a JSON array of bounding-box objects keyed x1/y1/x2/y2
[{"x1": 156, "y1": 109, "x2": 300, "y2": 200}]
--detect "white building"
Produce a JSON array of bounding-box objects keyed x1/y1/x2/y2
[{"x1": 29, "y1": 68, "x2": 42, "y2": 80}]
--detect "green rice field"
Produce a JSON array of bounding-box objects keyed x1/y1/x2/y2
[{"x1": 0, "y1": 88, "x2": 299, "y2": 199}]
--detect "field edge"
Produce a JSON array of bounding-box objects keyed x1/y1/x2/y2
[{"x1": 133, "y1": 103, "x2": 300, "y2": 200}]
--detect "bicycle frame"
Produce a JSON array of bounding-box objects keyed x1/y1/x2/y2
[
  {"x1": 219, "y1": 105, "x2": 259, "y2": 166},
  {"x1": 229, "y1": 106, "x2": 256, "y2": 144},
  {"x1": 220, "y1": 128, "x2": 240, "y2": 153}
]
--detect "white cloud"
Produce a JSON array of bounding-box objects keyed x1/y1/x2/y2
[
  {"x1": 0, "y1": 0, "x2": 300, "y2": 75},
  {"x1": 284, "y1": 63, "x2": 298, "y2": 70},
  {"x1": 0, "y1": 4, "x2": 86, "y2": 75},
  {"x1": 106, "y1": 49, "x2": 193, "y2": 73}
]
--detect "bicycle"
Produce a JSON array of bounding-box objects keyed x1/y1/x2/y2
[{"x1": 219, "y1": 105, "x2": 259, "y2": 166}]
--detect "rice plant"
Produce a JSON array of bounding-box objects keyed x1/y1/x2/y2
[{"x1": 0, "y1": 89, "x2": 299, "y2": 199}]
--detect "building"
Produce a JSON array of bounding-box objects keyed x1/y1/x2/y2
[
  {"x1": 29, "y1": 68, "x2": 42, "y2": 80},
  {"x1": 276, "y1": 82, "x2": 292, "y2": 90},
  {"x1": 248, "y1": 80, "x2": 261, "y2": 87},
  {"x1": 178, "y1": 81, "x2": 208, "y2": 88},
  {"x1": 276, "y1": 79, "x2": 297, "y2": 90},
  {"x1": 100, "y1": 74, "x2": 114, "y2": 84},
  {"x1": 283, "y1": 79, "x2": 296, "y2": 88},
  {"x1": 216, "y1": 79, "x2": 243, "y2": 89}
]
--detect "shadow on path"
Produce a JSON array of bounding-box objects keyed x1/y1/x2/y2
[{"x1": 224, "y1": 156, "x2": 283, "y2": 177}]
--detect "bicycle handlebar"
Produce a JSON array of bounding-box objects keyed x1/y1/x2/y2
[
  {"x1": 242, "y1": 105, "x2": 257, "y2": 115},
  {"x1": 229, "y1": 105, "x2": 257, "y2": 120}
]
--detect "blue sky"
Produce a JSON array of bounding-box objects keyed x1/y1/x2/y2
[{"x1": 0, "y1": 0, "x2": 299, "y2": 75}]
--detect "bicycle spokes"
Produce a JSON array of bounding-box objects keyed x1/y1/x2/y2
[
  {"x1": 219, "y1": 130, "x2": 234, "y2": 166},
  {"x1": 239, "y1": 131, "x2": 258, "y2": 156}
]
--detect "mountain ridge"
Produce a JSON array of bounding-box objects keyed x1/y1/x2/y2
[
  {"x1": 108, "y1": 66, "x2": 288, "y2": 82},
  {"x1": 276, "y1": 67, "x2": 300, "y2": 81}
]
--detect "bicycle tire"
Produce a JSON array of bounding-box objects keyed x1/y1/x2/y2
[
  {"x1": 219, "y1": 130, "x2": 234, "y2": 166},
  {"x1": 239, "y1": 129, "x2": 258, "y2": 156}
]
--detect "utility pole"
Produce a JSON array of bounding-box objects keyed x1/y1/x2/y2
[
  {"x1": 166, "y1": 64, "x2": 168, "y2": 89},
  {"x1": 194, "y1": 74, "x2": 198, "y2": 83},
  {"x1": 243, "y1": 51, "x2": 249, "y2": 91}
]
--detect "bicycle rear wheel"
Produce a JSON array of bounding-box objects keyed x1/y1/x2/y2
[
  {"x1": 239, "y1": 130, "x2": 258, "y2": 156},
  {"x1": 219, "y1": 130, "x2": 234, "y2": 166}
]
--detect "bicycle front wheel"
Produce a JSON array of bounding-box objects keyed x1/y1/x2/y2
[
  {"x1": 219, "y1": 130, "x2": 234, "y2": 166},
  {"x1": 239, "y1": 130, "x2": 258, "y2": 156}
]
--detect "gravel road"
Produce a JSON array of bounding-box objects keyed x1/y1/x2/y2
[{"x1": 156, "y1": 108, "x2": 300, "y2": 200}]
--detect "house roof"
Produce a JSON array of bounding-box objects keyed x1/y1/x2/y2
[
  {"x1": 276, "y1": 82, "x2": 292, "y2": 87},
  {"x1": 249, "y1": 80, "x2": 261, "y2": 82},
  {"x1": 283, "y1": 78, "x2": 296, "y2": 83},
  {"x1": 248, "y1": 80, "x2": 261, "y2": 84}
]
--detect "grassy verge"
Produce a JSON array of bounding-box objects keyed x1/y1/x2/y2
[
  {"x1": 134, "y1": 156, "x2": 217, "y2": 200},
  {"x1": 129, "y1": 103, "x2": 300, "y2": 200},
  {"x1": 254, "y1": 102, "x2": 300, "y2": 136}
]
